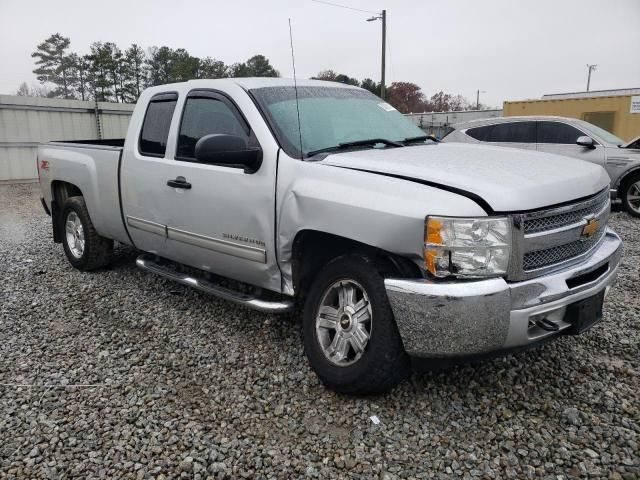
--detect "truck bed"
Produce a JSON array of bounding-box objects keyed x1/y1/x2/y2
[
  {"x1": 38, "y1": 141, "x2": 131, "y2": 246},
  {"x1": 51, "y1": 138, "x2": 125, "y2": 147}
]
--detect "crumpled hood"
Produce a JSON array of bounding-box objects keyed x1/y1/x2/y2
[{"x1": 319, "y1": 142, "x2": 610, "y2": 212}]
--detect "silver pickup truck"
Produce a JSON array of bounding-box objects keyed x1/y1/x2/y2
[{"x1": 37, "y1": 78, "x2": 622, "y2": 394}]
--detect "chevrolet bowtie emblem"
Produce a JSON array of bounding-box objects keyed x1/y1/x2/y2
[{"x1": 582, "y1": 218, "x2": 599, "y2": 238}]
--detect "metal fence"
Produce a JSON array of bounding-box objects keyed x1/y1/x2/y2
[
  {"x1": 405, "y1": 109, "x2": 503, "y2": 138},
  {"x1": 0, "y1": 97, "x2": 501, "y2": 181},
  {"x1": 0, "y1": 95, "x2": 134, "y2": 181}
]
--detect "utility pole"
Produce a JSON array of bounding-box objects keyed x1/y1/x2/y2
[
  {"x1": 367, "y1": 10, "x2": 386, "y2": 100},
  {"x1": 476, "y1": 90, "x2": 486, "y2": 110},
  {"x1": 586, "y1": 64, "x2": 597, "y2": 92}
]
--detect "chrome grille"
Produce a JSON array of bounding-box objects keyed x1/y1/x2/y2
[
  {"x1": 523, "y1": 225, "x2": 606, "y2": 270},
  {"x1": 509, "y1": 189, "x2": 610, "y2": 280},
  {"x1": 523, "y1": 189, "x2": 610, "y2": 234}
]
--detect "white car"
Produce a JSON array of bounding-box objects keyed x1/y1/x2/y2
[{"x1": 443, "y1": 116, "x2": 640, "y2": 216}]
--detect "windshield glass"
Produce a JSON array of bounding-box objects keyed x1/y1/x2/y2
[
  {"x1": 578, "y1": 120, "x2": 624, "y2": 146},
  {"x1": 250, "y1": 86, "x2": 425, "y2": 158}
]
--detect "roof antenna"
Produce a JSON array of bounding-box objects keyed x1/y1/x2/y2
[{"x1": 288, "y1": 18, "x2": 304, "y2": 159}]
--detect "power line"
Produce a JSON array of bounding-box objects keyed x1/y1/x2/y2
[{"x1": 310, "y1": 0, "x2": 379, "y2": 15}]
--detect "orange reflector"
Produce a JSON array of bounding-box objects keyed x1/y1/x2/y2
[{"x1": 426, "y1": 218, "x2": 442, "y2": 245}]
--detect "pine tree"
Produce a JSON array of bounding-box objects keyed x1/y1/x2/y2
[
  {"x1": 31, "y1": 33, "x2": 74, "y2": 98},
  {"x1": 123, "y1": 44, "x2": 146, "y2": 101}
]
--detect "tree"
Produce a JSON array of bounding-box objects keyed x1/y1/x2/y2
[
  {"x1": 385, "y1": 82, "x2": 426, "y2": 113},
  {"x1": 230, "y1": 55, "x2": 279, "y2": 78},
  {"x1": 146, "y1": 46, "x2": 174, "y2": 86},
  {"x1": 170, "y1": 48, "x2": 201, "y2": 81},
  {"x1": 360, "y1": 78, "x2": 380, "y2": 95},
  {"x1": 334, "y1": 74, "x2": 359, "y2": 86},
  {"x1": 429, "y1": 91, "x2": 453, "y2": 112},
  {"x1": 30, "y1": 34, "x2": 283, "y2": 101},
  {"x1": 312, "y1": 70, "x2": 338, "y2": 81},
  {"x1": 244, "y1": 55, "x2": 279, "y2": 77},
  {"x1": 123, "y1": 44, "x2": 146, "y2": 101},
  {"x1": 68, "y1": 53, "x2": 90, "y2": 101},
  {"x1": 86, "y1": 42, "x2": 115, "y2": 101},
  {"x1": 447, "y1": 94, "x2": 472, "y2": 112},
  {"x1": 15, "y1": 82, "x2": 51, "y2": 97},
  {"x1": 16, "y1": 82, "x2": 31, "y2": 96},
  {"x1": 31, "y1": 33, "x2": 74, "y2": 98},
  {"x1": 198, "y1": 57, "x2": 228, "y2": 79}
]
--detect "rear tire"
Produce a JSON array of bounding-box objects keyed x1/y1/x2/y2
[
  {"x1": 60, "y1": 196, "x2": 113, "y2": 271},
  {"x1": 302, "y1": 254, "x2": 410, "y2": 395},
  {"x1": 620, "y1": 172, "x2": 640, "y2": 218}
]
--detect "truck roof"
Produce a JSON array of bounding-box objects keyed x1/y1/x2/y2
[{"x1": 143, "y1": 77, "x2": 359, "y2": 95}]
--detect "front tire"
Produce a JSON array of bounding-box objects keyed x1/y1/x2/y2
[
  {"x1": 60, "y1": 196, "x2": 113, "y2": 271},
  {"x1": 620, "y1": 173, "x2": 640, "y2": 218},
  {"x1": 302, "y1": 255, "x2": 410, "y2": 395}
]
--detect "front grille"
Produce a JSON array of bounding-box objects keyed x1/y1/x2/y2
[
  {"x1": 509, "y1": 189, "x2": 610, "y2": 280},
  {"x1": 523, "y1": 189, "x2": 610, "y2": 234},
  {"x1": 523, "y1": 225, "x2": 606, "y2": 270}
]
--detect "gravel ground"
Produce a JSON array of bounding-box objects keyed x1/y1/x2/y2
[{"x1": 0, "y1": 183, "x2": 638, "y2": 480}]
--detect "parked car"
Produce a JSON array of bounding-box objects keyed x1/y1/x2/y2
[
  {"x1": 443, "y1": 116, "x2": 640, "y2": 216},
  {"x1": 37, "y1": 79, "x2": 621, "y2": 394}
]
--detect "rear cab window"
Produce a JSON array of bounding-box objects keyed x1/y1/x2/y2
[{"x1": 139, "y1": 92, "x2": 178, "y2": 157}]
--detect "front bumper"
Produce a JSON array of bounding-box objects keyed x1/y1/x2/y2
[{"x1": 385, "y1": 229, "x2": 622, "y2": 358}]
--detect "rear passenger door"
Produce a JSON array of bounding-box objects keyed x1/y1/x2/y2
[
  {"x1": 535, "y1": 120, "x2": 605, "y2": 167},
  {"x1": 121, "y1": 91, "x2": 178, "y2": 257},
  {"x1": 464, "y1": 121, "x2": 537, "y2": 151}
]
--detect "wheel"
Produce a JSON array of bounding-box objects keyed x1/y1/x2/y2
[
  {"x1": 60, "y1": 196, "x2": 113, "y2": 270},
  {"x1": 302, "y1": 254, "x2": 410, "y2": 395},
  {"x1": 620, "y1": 173, "x2": 640, "y2": 218}
]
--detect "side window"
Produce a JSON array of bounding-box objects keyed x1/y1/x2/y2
[
  {"x1": 139, "y1": 94, "x2": 178, "y2": 157},
  {"x1": 466, "y1": 125, "x2": 491, "y2": 141},
  {"x1": 537, "y1": 121, "x2": 584, "y2": 144},
  {"x1": 467, "y1": 122, "x2": 536, "y2": 143},
  {"x1": 176, "y1": 95, "x2": 251, "y2": 161}
]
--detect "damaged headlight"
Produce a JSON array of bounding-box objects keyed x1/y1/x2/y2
[{"x1": 424, "y1": 216, "x2": 511, "y2": 278}]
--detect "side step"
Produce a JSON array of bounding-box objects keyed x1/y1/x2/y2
[{"x1": 135, "y1": 254, "x2": 295, "y2": 314}]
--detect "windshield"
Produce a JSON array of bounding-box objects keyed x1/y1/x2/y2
[
  {"x1": 250, "y1": 86, "x2": 425, "y2": 158},
  {"x1": 578, "y1": 120, "x2": 624, "y2": 146}
]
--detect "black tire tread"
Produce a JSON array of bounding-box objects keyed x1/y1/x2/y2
[
  {"x1": 61, "y1": 196, "x2": 113, "y2": 271},
  {"x1": 302, "y1": 254, "x2": 410, "y2": 395},
  {"x1": 620, "y1": 172, "x2": 640, "y2": 218}
]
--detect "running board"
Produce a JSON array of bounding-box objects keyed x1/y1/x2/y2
[{"x1": 135, "y1": 254, "x2": 295, "y2": 313}]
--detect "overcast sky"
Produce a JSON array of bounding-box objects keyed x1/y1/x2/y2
[{"x1": 1, "y1": 0, "x2": 638, "y2": 107}]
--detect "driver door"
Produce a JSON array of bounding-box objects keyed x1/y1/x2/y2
[
  {"x1": 158, "y1": 89, "x2": 280, "y2": 290},
  {"x1": 535, "y1": 120, "x2": 605, "y2": 168}
]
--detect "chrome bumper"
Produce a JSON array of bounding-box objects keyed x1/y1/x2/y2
[{"x1": 385, "y1": 229, "x2": 622, "y2": 358}]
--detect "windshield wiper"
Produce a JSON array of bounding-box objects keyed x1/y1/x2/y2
[
  {"x1": 402, "y1": 134, "x2": 440, "y2": 145},
  {"x1": 306, "y1": 138, "x2": 404, "y2": 158}
]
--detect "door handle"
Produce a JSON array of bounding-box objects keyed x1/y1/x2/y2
[{"x1": 167, "y1": 176, "x2": 192, "y2": 189}]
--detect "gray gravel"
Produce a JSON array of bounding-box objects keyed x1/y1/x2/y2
[{"x1": 1, "y1": 183, "x2": 638, "y2": 480}]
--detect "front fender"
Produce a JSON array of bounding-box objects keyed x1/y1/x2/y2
[{"x1": 275, "y1": 156, "x2": 487, "y2": 295}]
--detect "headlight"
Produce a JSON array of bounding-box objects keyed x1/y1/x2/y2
[{"x1": 424, "y1": 216, "x2": 511, "y2": 278}]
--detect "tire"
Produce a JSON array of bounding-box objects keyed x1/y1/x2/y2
[
  {"x1": 60, "y1": 196, "x2": 113, "y2": 271},
  {"x1": 620, "y1": 172, "x2": 640, "y2": 218},
  {"x1": 302, "y1": 254, "x2": 410, "y2": 395}
]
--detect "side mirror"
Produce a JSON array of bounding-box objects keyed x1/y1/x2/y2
[
  {"x1": 194, "y1": 134, "x2": 262, "y2": 172},
  {"x1": 576, "y1": 135, "x2": 595, "y2": 148}
]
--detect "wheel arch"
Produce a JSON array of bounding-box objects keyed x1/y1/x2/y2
[
  {"x1": 50, "y1": 180, "x2": 84, "y2": 243},
  {"x1": 290, "y1": 229, "x2": 422, "y2": 298},
  {"x1": 615, "y1": 165, "x2": 640, "y2": 191}
]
